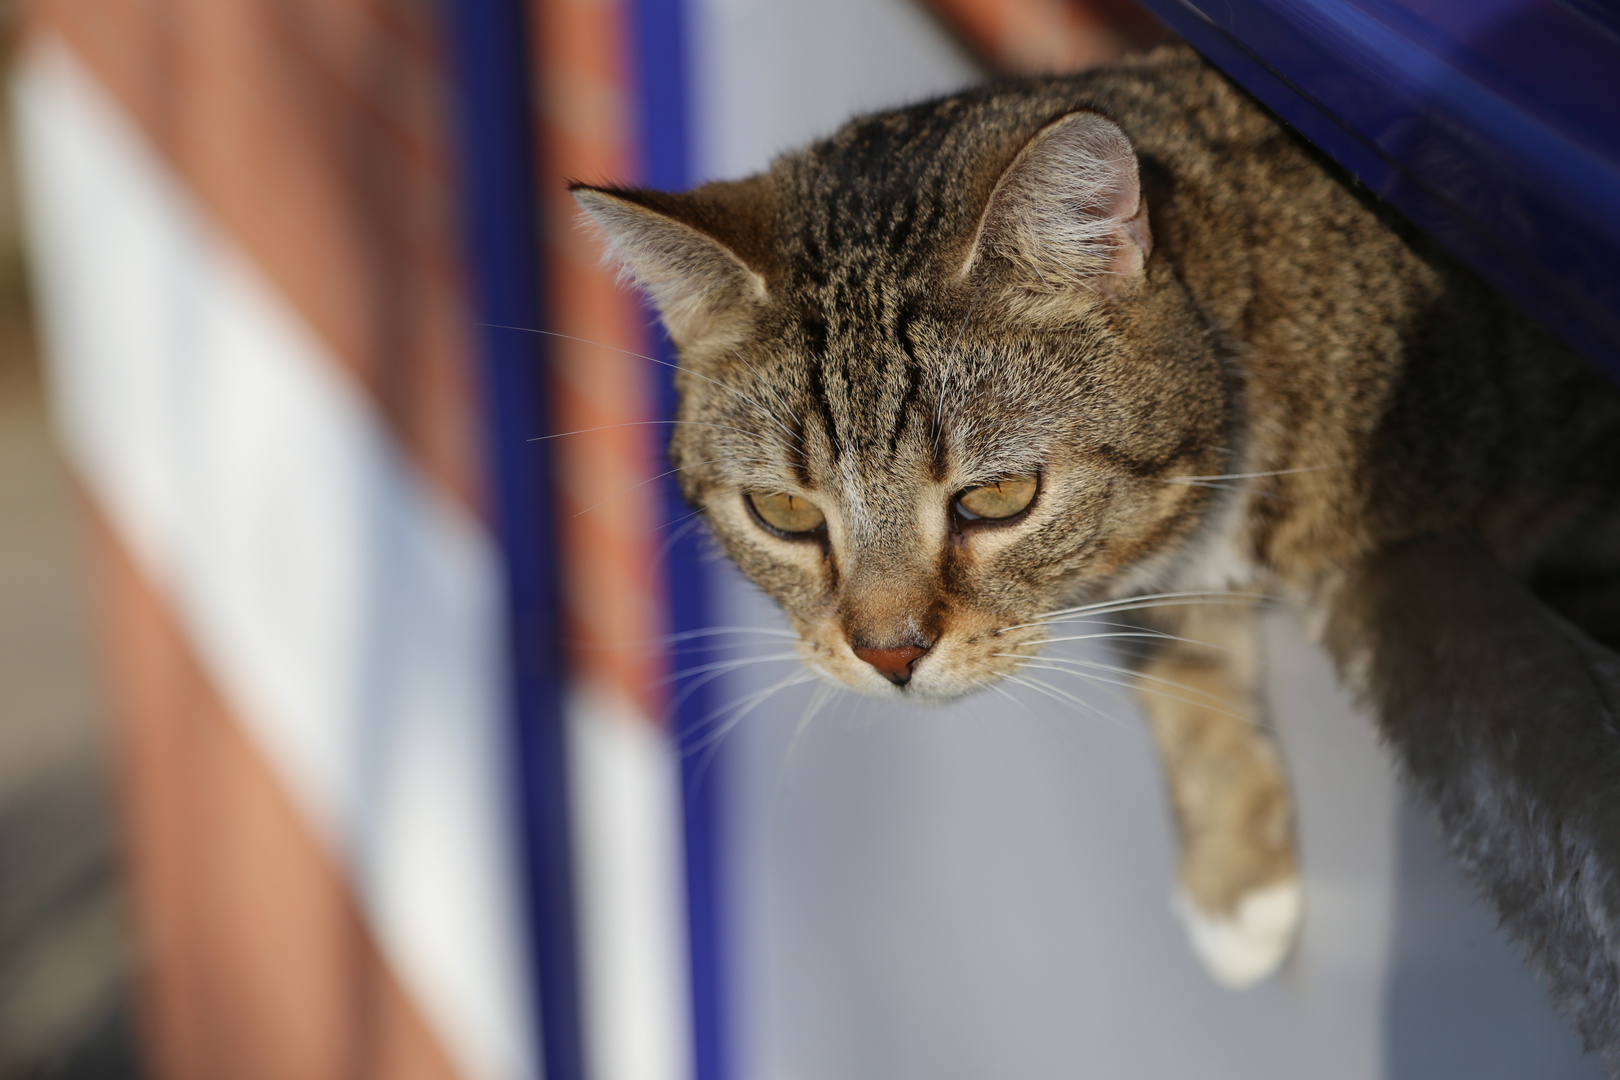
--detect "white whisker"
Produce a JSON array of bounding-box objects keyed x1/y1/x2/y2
[
  {"x1": 934, "y1": 288, "x2": 982, "y2": 465},
  {"x1": 571, "y1": 458, "x2": 760, "y2": 519},
  {"x1": 1001, "y1": 673, "x2": 1130, "y2": 730},
  {"x1": 657, "y1": 651, "x2": 801, "y2": 687},
  {"x1": 1035, "y1": 629, "x2": 1230, "y2": 653},
  {"x1": 683, "y1": 669, "x2": 817, "y2": 749},
  {"x1": 728, "y1": 346, "x2": 804, "y2": 447},
  {"x1": 1022, "y1": 654, "x2": 1238, "y2": 708},
  {"x1": 787, "y1": 682, "x2": 837, "y2": 762},
  {"x1": 984, "y1": 682, "x2": 1039, "y2": 718},
  {"x1": 684, "y1": 670, "x2": 819, "y2": 791},
  {"x1": 654, "y1": 511, "x2": 710, "y2": 561},
  {"x1": 482, "y1": 324, "x2": 802, "y2": 444},
  {"x1": 1038, "y1": 588, "x2": 1280, "y2": 621},
  {"x1": 665, "y1": 653, "x2": 802, "y2": 713},
  {"x1": 527, "y1": 419, "x2": 768, "y2": 443},
  {"x1": 998, "y1": 590, "x2": 1283, "y2": 634},
  {"x1": 1165, "y1": 466, "x2": 1332, "y2": 483},
  {"x1": 1004, "y1": 657, "x2": 1253, "y2": 725},
  {"x1": 660, "y1": 625, "x2": 801, "y2": 645}
]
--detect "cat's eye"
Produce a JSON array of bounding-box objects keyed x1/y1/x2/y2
[
  {"x1": 955, "y1": 475, "x2": 1038, "y2": 521},
  {"x1": 748, "y1": 491, "x2": 827, "y2": 536}
]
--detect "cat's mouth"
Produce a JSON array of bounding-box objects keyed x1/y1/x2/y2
[{"x1": 791, "y1": 613, "x2": 1048, "y2": 703}]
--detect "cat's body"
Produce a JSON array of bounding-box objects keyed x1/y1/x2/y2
[{"x1": 577, "y1": 43, "x2": 1620, "y2": 1061}]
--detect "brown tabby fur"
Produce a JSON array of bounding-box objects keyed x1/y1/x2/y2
[{"x1": 576, "y1": 41, "x2": 1620, "y2": 1049}]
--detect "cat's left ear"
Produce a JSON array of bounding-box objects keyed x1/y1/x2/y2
[
  {"x1": 961, "y1": 110, "x2": 1152, "y2": 296},
  {"x1": 572, "y1": 178, "x2": 773, "y2": 351}
]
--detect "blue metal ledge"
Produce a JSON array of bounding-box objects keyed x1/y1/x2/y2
[{"x1": 1140, "y1": 0, "x2": 1620, "y2": 382}]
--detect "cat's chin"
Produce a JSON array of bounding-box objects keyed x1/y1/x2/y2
[
  {"x1": 872, "y1": 682, "x2": 982, "y2": 706},
  {"x1": 823, "y1": 666, "x2": 1024, "y2": 706}
]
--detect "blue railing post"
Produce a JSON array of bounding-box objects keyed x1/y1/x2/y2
[
  {"x1": 629, "y1": 2, "x2": 731, "y2": 1078},
  {"x1": 444, "y1": 2, "x2": 585, "y2": 1078}
]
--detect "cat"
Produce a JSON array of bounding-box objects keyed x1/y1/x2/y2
[{"x1": 574, "y1": 42, "x2": 1620, "y2": 1064}]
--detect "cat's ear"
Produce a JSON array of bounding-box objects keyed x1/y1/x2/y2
[
  {"x1": 571, "y1": 179, "x2": 772, "y2": 350},
  {"x1": 961, "y1": 110, "x2": 1152, "y2": 296}
]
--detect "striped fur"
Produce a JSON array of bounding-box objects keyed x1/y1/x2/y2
[{"x1": 578, "y1": 43, "x2": 1620, "y2": 1029}]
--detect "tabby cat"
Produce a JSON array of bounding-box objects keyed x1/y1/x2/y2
[{"x1": 576, "y1": 43, "x2": 1620, "y2": 1063}]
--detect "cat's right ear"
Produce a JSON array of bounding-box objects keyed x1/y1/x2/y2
[
  {"x1": 960, "y1": 110, "x2": 1152, "y2": 297},
  {"x1": 571, "y1": 180, "x2": 772, "y2": 350}
]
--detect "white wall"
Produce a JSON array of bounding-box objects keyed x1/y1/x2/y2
[
  {"x1": 686, "y1": 2, "x2": 1603, "y2": 1077},
  {"x1": 689, "y1": 0, "x2": 981, "y2": 182}
]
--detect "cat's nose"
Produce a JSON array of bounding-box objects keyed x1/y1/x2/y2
[{"x1": 852, "y1": 642, "x2": 930, "y2": 685}]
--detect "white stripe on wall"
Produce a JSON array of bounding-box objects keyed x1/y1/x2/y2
[
  {"x1": 569, "y1": 688, "x2": 694, "y2": 1080},
  {"x1": 14, "y1": 39, "x2": 537, "y2": 1080}
]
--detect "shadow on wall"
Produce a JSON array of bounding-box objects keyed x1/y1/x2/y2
[{"x1": 1383, "y1": 795, "x2": 1592, "y2": 1080}]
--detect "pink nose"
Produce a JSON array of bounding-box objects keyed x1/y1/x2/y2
[{"x1": 852, "y1": 643, "x2": 929, "y2": 685}]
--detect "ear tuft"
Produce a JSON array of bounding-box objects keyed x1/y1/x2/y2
[
  {"x1": 963, "y1": 111, "x2": 1152, "y2": 296},
  {"x1": 572, "y1": 183, "x2": 770, "y2": 349}
]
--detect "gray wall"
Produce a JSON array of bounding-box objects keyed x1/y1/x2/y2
[{"x1": 686, "y1": 2, "x2": 1600, "y2": 1075}]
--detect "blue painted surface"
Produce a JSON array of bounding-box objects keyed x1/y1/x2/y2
[
  {"x1": 443, "y1": 2, "x2": 584, "y2": 1078},
  {"x1": 1139, "y1": 0, "x2": 1620, "y2": 380},
  {"x1": 629, "y1": 3, "x2": 732, "y2": 1080}
]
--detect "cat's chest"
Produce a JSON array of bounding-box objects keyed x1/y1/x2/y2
[{"x1": 1159, "y1": 485, "x2": 1269, "y2": 596}]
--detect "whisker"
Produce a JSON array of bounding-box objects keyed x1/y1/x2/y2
[
  {"x1": 983, "y1": 682, "x2": 1040, "y2": 718},
  {"x1": 1091, "y1": 639, "x2": 1176, "y2": 663},
  {"x1": 1035, "y1": 629, "x2": 1231, "y2": 653},
  {"x1": 564, "y1": 632, "x2": 793, "y2": 664},
  {"x1": 1023, "y1": 597, "x2": 1290, "y2": 629},
  {"x1": 527, "y1": 419, "x2": 769, "y2": 443},
  {"x1": 786, "y1": 681, "x2": 838, "y2": 763},
  {"x1": 1030, "y1": 617, "x2": 1178, "y2": 634},
  {"x1": 1165, "y1": 466, "x2": 1334, "y2": 483},
  {"x1": 569, "y1": 457, "x2": 773, "y2": 520},
  {"x1": 728, "y1": 346, "x2": 804, "y2": 447},
  {"x1": 1168, "y1": 479, "x2": 1243, "y2": 492},
  {"x1": 666, "y1": 662, "x2": 746, "y2": 714},
  {"x1": 660, "y1": 625, "x2": 801, "y2": 645},
  {"x1": 1038, "y1": 588, "x2": 1281, "y2": 621},
  {"x1": 658, "y1": 651, "x2": 802, "y2": 688},
  {"x1": 998, "y1": 590, "x2": 1284, "y2": 634},
  {"x1": 1020, "y1": 654, "x2": 1239, "y2": 708},
  {"x1": 1166, "y1": 478, "x2": 1291, "y2": 502},
  {"x1": 1004, "y1": 658, "x2": 1253, "y2": 725},
  {"x1": 571, "y1": 460, "x2": 710, "y2": 519},
  {"x1": 665, "y1": 653, "x2": 801, "y2": 713},
  {"x1": 1000, "y1": 673, "x2": 1130, "y2": 730},
  {"x1": 934, "y1": 288, "x2": 982, "y2": 464},
  {"x1": 482, "y1": 324, "x2": 802, "y2": 444},
  {"x1": 685, "y1": 670, "x2": 819, "y2": 792},
  {"x1": 682, "y1": 669, "x2": 816, "y2": 746},
  {"x1": 654, "y1": 511, "x2": 709, "y2": 562},
  {"x1": 663, "y1": 639, "x2": 796, "y2": 659}
]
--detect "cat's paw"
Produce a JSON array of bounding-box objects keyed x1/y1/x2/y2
[{"x1": 1174, "y1": 877, "x2": 1302, "y2": 989}]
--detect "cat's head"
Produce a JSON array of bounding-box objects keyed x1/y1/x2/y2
[{"x1": 575, "y1": 99, "x2": 1229, "y2": 702}]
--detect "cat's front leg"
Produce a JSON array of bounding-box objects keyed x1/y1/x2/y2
[{"x1": 1129, "y1": 603, "x2": 1301, "y2": 988}]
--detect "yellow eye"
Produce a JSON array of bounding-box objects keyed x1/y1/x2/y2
[
  {"x1": 955, "y1": 475, "x2": 1038, "y2": 521},
  {"x1": 748, "y1": 491, "x2": 827, "y2": 535}
]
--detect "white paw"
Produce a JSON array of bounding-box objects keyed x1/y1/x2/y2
[{"x1": 1174, "y1": 878, "x2": 1302, "y2": 989}]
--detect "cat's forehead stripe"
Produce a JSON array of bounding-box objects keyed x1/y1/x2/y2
[
  {"x1": 890, "y1": 356, "x2": 923, "y2": 456},
  {"x1": 786, "y1": 409, "x2": 812, "y2": 488}
]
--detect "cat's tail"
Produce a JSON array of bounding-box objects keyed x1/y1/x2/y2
[{"x1": 1324, "y1": 532, "x2": 1620, "y2": 1071}]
